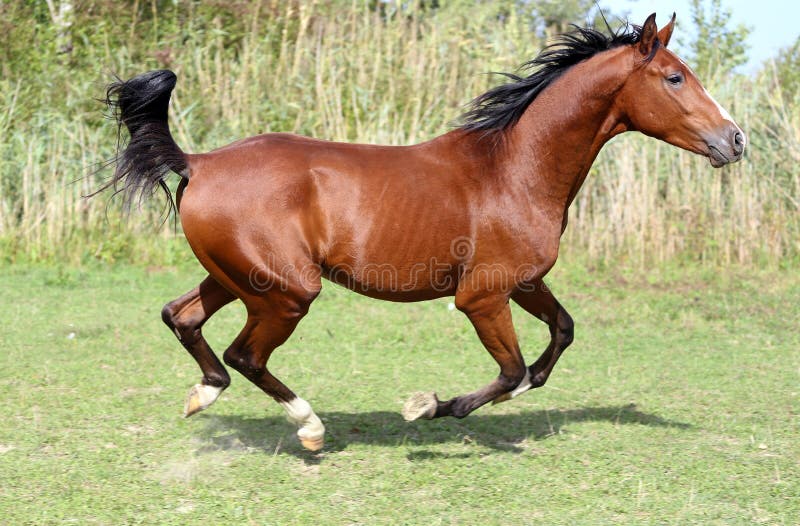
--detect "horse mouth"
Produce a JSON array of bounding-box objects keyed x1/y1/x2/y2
[{"x1": 706, "y1": 144, "x2": 730, "y2": 168}]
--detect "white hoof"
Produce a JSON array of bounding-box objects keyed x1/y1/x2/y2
[
  {"x1": 299, "y1": 434, "x2": 325, "y2": 451},
  {"x1": 402, "y1": 391, "x2": 438, "y2": 421},
  {"x1": 297, "y1": 422, "x2": 326, "y2": 452},
  {"x1": 183, "y1": 384, "x2": 223, "y2": 417},
  {"x1": 280, "y1": 398, "x2": 326, "y2": 451}
]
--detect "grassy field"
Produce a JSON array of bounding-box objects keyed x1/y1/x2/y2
[
  {"x1": 1, "y1": 3, "x2": 797, "y2": 523},
  {"x1": 0, "y1": 259, "x2": 797, "y2": 524}
]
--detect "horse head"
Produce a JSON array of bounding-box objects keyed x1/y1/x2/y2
[{"x1": 616, "y1": 13, "x2": 746, "y2": 167}]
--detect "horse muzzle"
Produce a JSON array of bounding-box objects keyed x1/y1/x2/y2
[{"x1": 705, "y1": 124, "x2": 746, "y2": 167}]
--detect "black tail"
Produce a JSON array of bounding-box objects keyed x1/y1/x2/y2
[{"x1": 98, "y1": 69, "x2": 187, "y2": 212}]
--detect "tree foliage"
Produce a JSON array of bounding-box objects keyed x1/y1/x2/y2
[
  {"x1": 685, "y1": 0, "x2": 751, "y2": 78},
  {"x1": 772, "y1": 36, "x2": 800, "y2": 103}
]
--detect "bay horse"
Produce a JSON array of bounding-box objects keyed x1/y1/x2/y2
[{"x1": 103, "y1": 14, "x2": 744, "y2": 451}]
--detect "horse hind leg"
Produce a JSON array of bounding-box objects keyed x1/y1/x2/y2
[
  {"x1": 161, "y1": 276, "x2": 236, "y2": 416},
  {"x1": 223, "y1": 287, "x2": 326, "y2": 451}
]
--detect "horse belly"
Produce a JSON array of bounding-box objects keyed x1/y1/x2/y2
[{"x1": 321, "y1": 258, "x2": 459, "y2": 302}]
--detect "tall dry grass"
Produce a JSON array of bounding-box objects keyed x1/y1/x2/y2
[{"x1": 1, "y1": 1, "x2": 797, "y2": 267}]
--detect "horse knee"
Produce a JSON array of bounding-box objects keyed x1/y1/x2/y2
[
  {"x1": 223, "y1": 346, "x2": 249, "y2": 371},
  {"x1": 223, "y1": 346, "x2": 263, "y2": 378}
]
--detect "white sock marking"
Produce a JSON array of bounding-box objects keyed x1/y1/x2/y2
[
  {"x1": 509, "y1": 369, "x2": 532, "y2": 399},
  {"x1": 280, "y1": 397, "x2": 325, "y2": 442}
]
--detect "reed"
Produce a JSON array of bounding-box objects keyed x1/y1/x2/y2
[{"x1": 1, "y1": 1, "x2": 796, "y2": 267}]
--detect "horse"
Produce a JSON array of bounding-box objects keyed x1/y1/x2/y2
[{"x1": 102, "y1": 13, "x2": 745, "y2": 451}]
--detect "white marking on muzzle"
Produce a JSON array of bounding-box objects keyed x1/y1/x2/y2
[
  {"x1": 702, "y1": 86, "x2": 735, "y2": 125},
  {"x1": 703, "y1": 86, "x2": 746, "y2": 153},
  {"x1": 679, "y1": 57, "x2": 744, "y2": 145}
]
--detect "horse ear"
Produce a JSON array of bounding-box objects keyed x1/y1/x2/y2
[
  {"x1": 638, "y1": 13, "x2": 658, "y2": 57},
  {"x1": 657, "y1": 12, "x2": 676, "y2": 48}
]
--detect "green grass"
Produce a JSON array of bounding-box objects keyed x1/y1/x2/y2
[{"x1": 0, "y1": 261, "x2": 798, "y2": 524}]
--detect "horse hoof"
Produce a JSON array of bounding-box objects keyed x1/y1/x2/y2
[
  {"x1": 183, "y1": 384, "x2": 223, "y2": 418},
  {"x1": 402, "y1": 391, "x2": 438, "y2": 421},
  {"x1": 300, "y1": 436, "x2": 324, "y2": 451}
]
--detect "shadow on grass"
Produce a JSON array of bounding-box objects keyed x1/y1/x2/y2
[{"x1": 191, "y1": 403, "x2": 690, "y2": 462}]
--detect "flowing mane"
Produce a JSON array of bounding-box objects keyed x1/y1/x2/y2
[{"x1": 459, "y1": 23, "x2": 645, "y2": 134}]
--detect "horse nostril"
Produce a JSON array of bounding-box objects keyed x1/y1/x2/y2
[{"x1": 732, "y1": 131, "x2": 745, "y2": 155}]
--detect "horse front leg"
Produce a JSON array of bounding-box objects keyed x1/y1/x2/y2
[
  {"x1": 402, "y1": 289, "x2": 527, "y2": 421},
  {"x1": 492, "y1": 281, "x2": 573, "y2": 403}
]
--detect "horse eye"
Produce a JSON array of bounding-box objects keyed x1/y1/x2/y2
[{"x1": 667, "y1": 73, "x2": 684, "y2": 85}]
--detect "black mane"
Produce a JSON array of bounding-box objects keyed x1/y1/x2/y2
[{"x1": 459, "y1": 23, "x2": 643, "y2": 135}]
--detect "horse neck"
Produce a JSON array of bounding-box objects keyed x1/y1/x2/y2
[{"x1": 501, "y1": 47, "x2": 632, "y2": 208}]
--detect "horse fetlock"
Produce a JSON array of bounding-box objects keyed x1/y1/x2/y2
[
  {"x1": 183, "y1": 383, "x2": 223, "y2": 417},
  {"x1": 205, "y1": 371, "x2": 231, "y2": 390},
  {"x1": 402, "y1": 391, "x2": 438, "y2": 421},
  {"x1": 492, "y1": 369, "x2": 533, "y2": 405}
]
